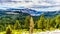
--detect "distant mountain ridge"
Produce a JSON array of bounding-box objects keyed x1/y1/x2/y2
[
  {"x1": 6, "y1": 8, "x2": 43, "y2": 16},
  {"x1": 0, "y1": 8, "x2": 60, "y2": 17}
]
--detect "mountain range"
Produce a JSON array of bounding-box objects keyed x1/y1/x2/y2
[{"x1": 0, "y1": 8, "x2": 60, "y2": 17}]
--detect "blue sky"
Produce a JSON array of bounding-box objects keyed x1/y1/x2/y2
[{"x1": 0, "y1": 0, "x2": 60, "y2": 11}]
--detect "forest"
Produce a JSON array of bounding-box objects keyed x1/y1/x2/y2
[{"x1": 0, "y1": 13, "x2": 60, "y2": 34}]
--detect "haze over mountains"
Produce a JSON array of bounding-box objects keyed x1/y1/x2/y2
[
  {"x1": 0, "y1": 8, "x2": 60, "y2": 16},
  {"x1": 0, "y1": 0, "x2": 60, "y2": 16}
]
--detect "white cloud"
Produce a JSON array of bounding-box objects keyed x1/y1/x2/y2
[
  {"x1": 30, "y1": 6, "x2": 60, "y2": 12},
  {"x1": 0, "y1": 0, "x2": 60, "y2": 11}
]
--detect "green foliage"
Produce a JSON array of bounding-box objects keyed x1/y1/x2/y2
[
  {"x1": 37, "y1": 14, "x2": 45, "y2": 30},
  {"x1": 55, "y1": 15, "x2": 60, "y2": 28},
  {"x1": 55, "y1": 15, "x2": 60, "y2": 24},
  {"x1": 46, "y1": 18, "x2": 51, "y2": 30},
  {"x1": 36, "y1": 14, "x2": 60, "y2": 31},
  {"x1": 0, "y1": 14, "x2": 60, "y2": 32},
  {"x1": 6, "y1": 25, "x2": 12, "y2": 34},
  {"x1": 14, "y1": 20, "x2": 21, "y2": 30},
  {"x1": 24, "y1": 16, "x2": 30, "y2": 29},
  {"x1": 0, "y1": 25, "x2": 4, "y2": 32}
]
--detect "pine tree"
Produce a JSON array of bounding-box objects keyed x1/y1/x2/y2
[
  {"x1": 6, "y1": 25, "x2": 12, "y2": 34},
  {"x1": 37, "y1": 14, "x2": 45, "y2": 31},
  {"x1": 14, "y1": 20, "x2": 21, "y2": 30},
  {"x1": 46, "y1": 18, "x2": 51, "y2": 30},
  {"x1": 6, "y1": 28, "x2": 12, "y2": 34},
  {"x1": 50, "y1": 18, "x2": 56, "y2": 29},
  {"x1": 24, "y1": 16, "x2": 30, "y2": 29},
  {"x1": 55, "y1": 15, "x2": 60, "y2": 28},
  {"x1": 0, "y1": 25, "x2": 4, "y2": 32}
]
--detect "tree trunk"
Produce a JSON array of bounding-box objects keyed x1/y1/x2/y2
[{"x1": 30, "y1": 27, "x2": 34, "y2": 34}]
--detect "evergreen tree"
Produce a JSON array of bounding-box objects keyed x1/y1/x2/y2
[
  {"x1": 55, "y1": 15, "x2": 60, "y2": 28},
  {"x1": 50, "y1": 18, "x2": 56, "y2": 29},
  {"x1": 0, "y1": 25, "x2": 4, "y2": 32},
  {"x1": 24, "y1": 16, "x2": 30, "y2": 29},
  {"x1": 6, "y1": 25, "x2": 12, "y2": 34},
  {"x1": 14, "y1": 20, "x2": 21, "y2": 30},
  {"x1": 37, "y1": 14, "x2": 45, "y2": 31},
  {"x1": 46, "y1": 18, "x2": 51, "y2": 30}
]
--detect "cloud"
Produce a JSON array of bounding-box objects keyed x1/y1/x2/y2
[{"x1": 0, "y1": 0, "x2": 60, "y2": 11}]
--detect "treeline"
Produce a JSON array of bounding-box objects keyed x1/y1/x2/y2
[
  {"x1": 0, "y1": 14, "x2": 60, "y2": 31},
  {"x1": 35, "y1": 14, "x2": 60, "y2": 31}
]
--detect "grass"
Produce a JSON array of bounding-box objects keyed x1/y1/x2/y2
[
  {"x1": 0, "y1": 29, "x2": 58, "y2": 34},
  {"x1": 0, "y1": 29, "x2": 43, "y2": 34}
]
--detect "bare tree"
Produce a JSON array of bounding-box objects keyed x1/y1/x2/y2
[{"x1": 29, "y1": 16, "x2": 34, "y2": 34}]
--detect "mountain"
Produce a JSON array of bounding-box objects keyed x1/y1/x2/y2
[
  {"x1": 7, "y1": 8, "x2": 60, "y2": 16},
  {"x1": 44, "y1": 11, "x2": 60, "y2": 17},
  {"x1": 6, "y1": 8, "x2": 43, "y2": 16},
  {"x1": 0, "y1": 8, "x2": 60, "y2": 17}
]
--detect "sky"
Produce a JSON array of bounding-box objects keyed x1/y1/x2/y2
[{"x1": 0, "y1": 0, "x2": 60, "y2": 11}]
